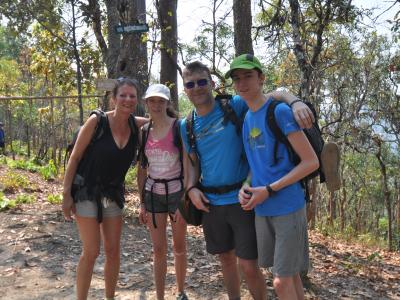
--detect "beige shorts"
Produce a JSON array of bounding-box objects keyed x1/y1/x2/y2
[{"x1": 75, "y1": 199, "x2": 123, "y2": 218}]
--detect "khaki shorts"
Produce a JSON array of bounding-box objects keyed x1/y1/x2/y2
[
  {"x1": 75, "y1": 199, "x2": 123, "y2": 218},
  {"x1": 255, "y1": 206, "x2": 309, "y2": 277}
]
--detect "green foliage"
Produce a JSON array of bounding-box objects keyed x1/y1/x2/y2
[
  {"x1": 47, "y1": 193, "x2": 62, "y2": 204},
  {"x1": 0, "y1": 192, "x2": 35, "y2": 211},
  {"x1": 125, "y1": 166, "x2": 138, "y2": 191},
  {"x1": 7, "y1": 157, "x2": 41, "y2": 173},
  {"x1": 39, "y1": 159, "x2": 57, "y2": 181},
  {"x1": 178, "y1": 94, "x2": 194, "y2": 117},
  {"x1": 0, "y1": 192, "x2": 12, "y2": 211},
  {"x1": 14, "y1": 193, "x2": 36, "y2": 204},
  {"x1": 0, "y1": 171, "x2": 30, "y2": 193}
]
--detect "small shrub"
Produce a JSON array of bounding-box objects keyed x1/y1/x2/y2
[
  {"x1": 125, "y1": 165, "x2": 138, "y2": 190},
  {"x1": 39, "y1": 159, "x2": 58, "y2": 181},
  {"x1": 0, "y1": 192, "x2": 14, "y2": 211},
  {"x1": 0, "y1": 171, "x2": 30, "y2": 193},
  {"x1": 47, "y1": 193, "x2": 63, "y2": 204},
  {"x1": 14, "y1": 193, "x2": 36, "y2": 204},
  {"x1": 8, "y1": 158, "x2": 41, "y2": 173}
]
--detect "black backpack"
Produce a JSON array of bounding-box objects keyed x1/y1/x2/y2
[
  {"x1": 266, "y1": 100, "x2": 325, "y2": 201},
  {"x1": 185, "y1": 94, "x2": 243, "y2": 162}
]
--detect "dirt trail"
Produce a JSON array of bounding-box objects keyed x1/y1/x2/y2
[{"x1": 0, "y1": 165, "x2": 399, "y2": 299}]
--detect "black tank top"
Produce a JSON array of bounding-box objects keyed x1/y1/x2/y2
[{"x1": 81, "y1": 117, "x2": 138, "y2": 206}]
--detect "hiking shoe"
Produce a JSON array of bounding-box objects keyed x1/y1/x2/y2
[
  {"x1": 321, "y1": 142, "x2": 341, "y2": 192},
  {"x1": 176, "y1": 292, "x2": 188, "y2": 300}
]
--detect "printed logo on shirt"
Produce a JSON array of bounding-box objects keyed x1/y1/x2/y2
[
  {"x1": 196, "y1": 117, "x2": 225, "y2": 140},
  {"x1": 248, "y1": 127, "x2": 265, "y2": 150}
]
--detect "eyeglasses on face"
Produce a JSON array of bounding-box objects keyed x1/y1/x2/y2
[{"x1": 184, "y1": 78, "x2": 208, "y2": 89}]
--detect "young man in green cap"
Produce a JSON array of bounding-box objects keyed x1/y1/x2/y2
[
  {"x1": 227, "y1": 54, "x2": 319, "y2": 300},
  {"x1": 180, "y1": 60, "x2": 314, "y2": 300}
]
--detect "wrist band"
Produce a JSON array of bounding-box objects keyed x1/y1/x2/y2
[
  {"x1": 185, "y1": 185, "x2": 197, "y2": 196},
  {"x1": 289, "y1": 98, "x2": 303, "y2": 107}
]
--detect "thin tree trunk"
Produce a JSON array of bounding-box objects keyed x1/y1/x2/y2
[
  {"x1": 233, "y1": 0, "x2": 253, "y2": 55},
  {"x1": 156, "y1": 0, "x2": 179, "y2": 109}
]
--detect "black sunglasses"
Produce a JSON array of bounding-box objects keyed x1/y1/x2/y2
[{"x1": 184, "y1": 79, "x2": 208, "y2": 89}]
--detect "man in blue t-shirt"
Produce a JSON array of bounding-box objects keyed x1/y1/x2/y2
[
  {"x1": 181, "y1": 61, "x2": 314, "y2": 300},
  {"x1": 226, "y1": 54, "x2": 319, "y2": 300},
  {"x1": 0, "y1": 122, "x2": 5, "y2": 155}
]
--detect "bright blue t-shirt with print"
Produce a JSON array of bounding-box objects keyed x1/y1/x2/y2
[
  {"x1": 180, "y1": 95, "x2": 249, "y2": 205},
  {"x1": 243, "y1": 98, "x2": 305, "y2": 216}
]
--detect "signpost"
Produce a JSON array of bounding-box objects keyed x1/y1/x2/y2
[
  {"x1": 96, "y1": 79, "x2": 117, "y2": 91},
  {"x1": 115, "y1": 23, "x2": 149, "y2": 34}
]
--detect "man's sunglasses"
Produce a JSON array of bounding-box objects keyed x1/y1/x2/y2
[{"x1": 184, "y1": 79, "x2": 208, "y2": 89}]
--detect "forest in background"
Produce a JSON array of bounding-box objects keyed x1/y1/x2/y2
[{"x1": 0, "y1": 0, "x2": 399, "y2": 252}]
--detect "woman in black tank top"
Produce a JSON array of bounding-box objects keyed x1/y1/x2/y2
[{"x1": 62, "y1": 78, "x2": 147, "y2": 300}]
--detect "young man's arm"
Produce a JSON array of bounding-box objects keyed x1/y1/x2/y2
[{"x1": 265, "y1": 90, "x2": 315, "y2": 129}]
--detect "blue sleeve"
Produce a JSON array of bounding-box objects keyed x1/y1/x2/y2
[
  {"x1": 232, "y1": 95, "x2": 249, "y2": 119},
  {"x1": 274, "y1": 103, "x2": 301, "y2": 136},
  {"x1": 180, "y1": 118, "x2": 191, "y2": 153}
]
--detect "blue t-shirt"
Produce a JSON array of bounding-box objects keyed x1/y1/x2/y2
[
  {"x1": 180, "y1": 96, "x2": 249, "y2": 205},
  {"x1": 242, "y1": 99, "x2": 305, "y2": 216}
]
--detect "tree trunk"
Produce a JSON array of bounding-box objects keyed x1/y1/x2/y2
[
  {"x1": 340, "y1": 179, "x2": 346, "y2": 232},
  {"x1": 375, "y1": 145, "x2": 393, "y2": 251},
  {"x1": 70, "y1": 0, "x2": 84, "y2": 125},
  {"x1": 233, "y1": 0, "x2": 253, "y2": 56},
  {"x1": 156, "y1": 0, "x2": 179, "y2": 110}
]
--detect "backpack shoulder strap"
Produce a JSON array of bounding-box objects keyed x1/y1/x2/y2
[
  {"x1": 138, "y1": 121, "x2": 152, "y2": 168},
  {"x1": 172, "y1": 118, "x2": 184, "y2": 177},
  {"x1": 172, "y1": 118, "x2": 182, "y2": 151},
  {"x1": 215, "y1": 94, "x2": 242, "y2": 135},
  {"x1": 128, "y1": 113, "x2": 138, "y2": 136},
  {"x1": 266, "y1": 100, "x2": 293, "y2": 165},
  {"x1": 89, "y1": 109, "x2": 107, "y2": 143},
  {"x1": 185, "y1": 110, "x2": 197, "y2": 166}
]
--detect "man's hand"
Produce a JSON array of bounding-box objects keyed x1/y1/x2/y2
[
  {"x1": 240, "y1": 186, "x2": 269, "y2": 211},
  {"x1": 188, "y1": 187, "x2": 210, "y2": 212},
  {"x1": 239, "y1": 182, "x2": 252, "y2": 206},
  {"x1": 291, "y1": 101, "x2": 314, "y2": 129}
]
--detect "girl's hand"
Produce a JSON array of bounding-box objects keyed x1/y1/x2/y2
[{"x1": 138, "y1": 203, "x2": 148, "y2": 225}]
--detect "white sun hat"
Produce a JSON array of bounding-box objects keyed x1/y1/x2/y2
[{"x1": 144, "y1": 84, "x2": 171, "y2": 101}]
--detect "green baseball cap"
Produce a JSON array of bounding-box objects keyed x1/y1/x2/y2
[{"x1": 225, "y1": 54, "x2": 263, "y2": 79}]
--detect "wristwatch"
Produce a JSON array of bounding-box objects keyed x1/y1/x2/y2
[{"x1": 265, "y1": 184, "x2": 276, "y2": 196}]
